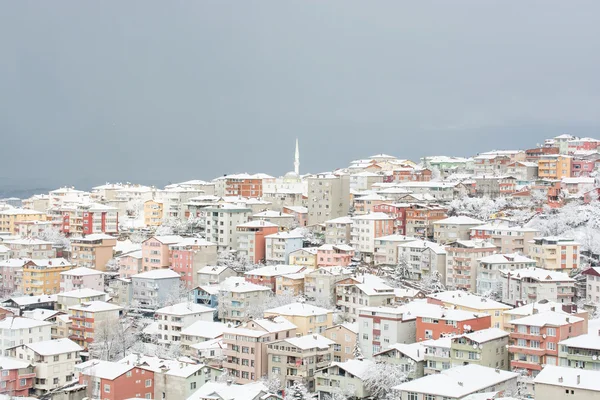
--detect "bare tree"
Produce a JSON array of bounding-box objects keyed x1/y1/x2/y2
[
  {"x1": 363, "y1": 361, "x2": 409, "y2": 400},
  {"x1": 89, "y1": 316, "x2": 139, "y2": 361}
]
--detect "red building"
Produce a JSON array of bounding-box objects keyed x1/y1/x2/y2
[
  {"x1": 509, "y1": 311, "x2": 586, "y2": 376},
  {"x1": 61, "y1": 203, "x2": 118, "y2": 236},
  {"x1": 236, "y1": 221, "x2": 279, "y2": 264},
  {"x1": 243, "y1": 264, "x2": 305, "y2": 292},
  {"x1": 393, "y1": 168, "x2": 432, "y2": 183},
  {"x1": 78, "y1": 360, "x2": 154, "y2": 400},
  {"x1": 373, "y1": 203, "x2": 410, "y2": 234},
  {"x1": 525, "y1": 146, "x2": 559, "y2": 162},
  {"x1": 416, "y1": 309, "x2": 491, "y2": 341},
  {"x1": 222, "y1": 174, "x2": 267, "y2": 198},
  {"x1": 0, "y1": 357, "x2": 35, "y2": 397},
  {"x1": 567, "y1": 137, "x2": 600, "y2": 153}
]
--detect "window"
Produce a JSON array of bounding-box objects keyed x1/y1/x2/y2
[
  {"x1": 547, "y1": 328, "x2": 556, "y2": 337},
  {"x1": 127, "y1": 371, "x2": 132, "y2": 377},
  {"x1": 19, "y1": 379, "x2": 26, "y2": 387},
  {"x1": 425, "y1": 395, "x2": 435, "y2": 400},
  {"x1": 1, "y1": 371, "x2": 8, "y2": 377},
  {"x1": 190, "y1": 382, "x2": 197, "y2": 390},
  {"x1": 425, "y1": 329, "x2": 433, "y2": 339},
  {"x1": 54, "y1": 355, "x2": 60, "y2": 362},
  {"x1": 407, "y1": 393, "x2": 418, "y2": 400},
  {"x1": 530, "y1": 326, "x2": 540, "y2": 335},
  {"x1": 517, "y1": 325, "x2": 527, "y2": 333},
  {"x1": 547, "y1": 342, "x2": 556, "y2": 350},
  {"x1": 145, "y1": 379, "x2": 152, "y2": 388},
  {"x1": 146, "y1": 394, "x2": 152, "y2": 399},
  {"x1": 104, "y1": 384, "x2": 110, "y2": 393}
]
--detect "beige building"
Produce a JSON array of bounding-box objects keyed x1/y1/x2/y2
[
  {"x1": 315, "y1": 359, "x2": 375, "y2": 400},
  {"x1": 324, "y1": 323, "x2": 358, "y2": 363},
  {"x1": 469, "y1": 220, "x2": 540, "y2": 254},
  {"x1": 335, "y1": 275, "x2": 395, "y2": 321},
  {"x1": 214, "y1": 277, "x2": 272, "y2": 324},
  {"x1": 500, "y1": 267, "x2": 576, "y2": 306},
  {"x1": 304, "y1": 266, "x2": 352, "y2": 306},
  {"x1": 307, "y1": 174, "x2": 350, "y2": 226},
  {"x1": 445, "y1": 240, "x2": 497, "y2": 291},
  {"x1": 528, "y1": 236, "x2": 580, "y2": 271},
  {"x1": 432, "y1": 216, "x2": 484, "y2": 244},
  {"x1": 450, "y1": 328, "x2": 510, "y2": 370},
  {"x1": 534, "y1": 365, "x2": 599, "y2": 400},
  {"x1": 324, "y1": 216, "x2": 353, "y2": 245},
  {"x1": 0, "y1": 208, "x2": 47, "y2": 235},
  {"x1": 70, "y1": 234, "x2": 117, "y2": 271},
  {"x1": 264, "y1": 303, "x2": 333, "y2": 335},
  {"x1": 267, "y1": 334, "x2": 335, "y2": 392},
  {"x1": 289, "y1": 247, "x2": 318, "y2": 268},
  {"x1": 373, "y1": 234, "x2": 417, "y2": 266},
  {"x1": 4, "y1": 238, "x2": 55, "y2": 259},
  {"x1": 143, "y1": 199, "x2": 163, "y2": 226}
]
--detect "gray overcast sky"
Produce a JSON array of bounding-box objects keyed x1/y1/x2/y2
[{"x1": 1, "y1": 1, "x2": 599, "y2": 190}]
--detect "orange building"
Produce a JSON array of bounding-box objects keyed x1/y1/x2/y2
[
  {"x1": 223, "y1": 173, "x2": 268, "y2": 198},
  {"x1": 538, "y1": 155, "x2": 572, "y2": 180},
  {"x1": 78, "y1": 360, "x2": 154, "y2": 400},
  {"x1": 404, "y1": 204, "x2": 447, "y2": 238},
  {"x1": 416, "y1": 309, "x2": 492, "y2": 341},
  {"x1": 236, "y1": 220, "x2": 279, "y2": 263}
]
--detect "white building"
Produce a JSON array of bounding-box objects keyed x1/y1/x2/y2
[
  {"x1": 0, "y1": 317, "x2": 52, "y2": 352},
  {"x1": 315, "y1": 359, "x2": 375, "y2": 400},
  {"x1": 397, "y1": 239, "x2": 447, "y2": 280},
  {"x1": 307, "y1": 173, "x2": 350, "y2": 226},
  {"x1": 155, "y1": 302, "x2": 215, "y2": 347},
  {"x1": 500, "y1": 267, "x2": 576, "y2": 306},
  {"x1": 534, "y1": 365, "x2": 600, "y2": 400},
  {"x1": 351, "y1": 212, "x2": 394, "y2": 260},
  {"x1": 373, "y1": 234, "x2": 417, "y2": 266},
  {"x1": 265, "y1": 231, "x2": 304, "y2": 264},
  {"x1": 476, "y1": 253, "x2": 537, "y2": 297},
  {"x1": 432, "y1": 216, "x2": 484, "y2": 244},
  {"x1": 180, "y1": 320, "x2": 228, "y2": 356},
  {"x1": 203, "y1": 204, "x2": 252, "y2": 251},
  {"x1": 59, "y1": 267, "x2": 104, "y2": 292},
  {"x1": 335, "y1": 275, "x2": 396, "y2": 320}
]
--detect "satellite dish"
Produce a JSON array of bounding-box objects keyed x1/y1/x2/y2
[
  {"x1": 473, "y1": 344, "x2": 478, "y2": 349},
  {"x1": 542, "y1": 334, "x2": 547, "y2": 339},
  {"x1": 593, "y1": 355, "x2": 598, "y2": 361},
  {"x1": 479, "y1": 344, "x2": 483, "y2": 349}
]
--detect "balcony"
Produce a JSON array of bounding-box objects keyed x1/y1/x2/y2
[
  {"x1": 508, "y1": 346, "x2": 546, "y2": 356},
  {"x1": 510, "y1": 360, "x2": 542, "y2": 371}
]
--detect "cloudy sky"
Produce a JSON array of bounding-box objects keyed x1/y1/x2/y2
[{"x1": 1, "y1": 1, "x2": 599, "y2": 190}]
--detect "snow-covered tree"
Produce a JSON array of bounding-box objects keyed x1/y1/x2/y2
[
  {"x1": 89, "y1": 316, "x2": 140, "y2": 361},
  {"x1": 217, "y1": 250, "x2": 260, "y2": 273},
  {"x1": 352, "y1": 338, "x2": 363, "y2": 360},
  {"x1": 245, "y1": 292, "x2": 301, "y2": 320},
  {"x1": 419, "y1": 270, "x2": 446, "y2": 293},
  {"x1": 260, "y1": 374, "x2": 282, "y2": 394},
  {"x1": 162, "y1": 282, "x2": 192, "y2": 307},
  {"x1": 294, "y1": 227, "x2": 325, "y2": 246},
  {"x1": 363, "y1": 361, "x2": 409, "y2": 400},
  {"x1": 38, "y1": 226, "x2": 71, "y2": 250},
  {"x1": 284, "y1": 381, "x2": 311, "y2": 400}
]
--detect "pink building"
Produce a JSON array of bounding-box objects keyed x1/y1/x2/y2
[
  {"x1": 353, "y1": 194, "x2": 388, "y2": 215},
  {"x1": 316, "y1": 244, "x2": 355, "y2": 266},
  {"x1": 567, "y1": 137, "x2": 600, "y2": 153},
  {"x1": 0, "y1": 259, "x2": 26, "y2": 298},
  {"x1": 0, "y1": 356, "x2": 35, "y2": 397},
  {"x1": 282, "y1": 206, "x2": 308, "y2": 227},
  {"x1": 169, "y1": 238, "x2": 218, "y2": 289},
  {"x1": 570, "y1": 159, "x2": 596, "y2": 177},
  {"x1": 60, "y1": 267, "x2": 104, "y2": 292},
  {"x1": 141, "y1": 235, "x2": 183, "y2": 271},
  {"x1": 117, "y1": 250, "x2": 143, "y2": 278}
]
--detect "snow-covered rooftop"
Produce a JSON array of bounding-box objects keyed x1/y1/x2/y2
[
  {"x1": 0, "y1": 356, "x2": 31, "y2": 370},
  {"x1": 325, "y1": 216, "x2": 354, "y2": 224},
  {"x1": 202, "y1": 277, "x2": 271, "y2": 293},
  {"x1": 58, "y1": 288, "x2": 108, "y2": 299},
  {"x1": 236, "y1": 220, "x2": 279, "y2": 228},
  {"x1": 6, "y1": 294, "x2": 56, "y2": 306},
  {"x1": 324, "y1": 359, "x2": 375, "y2": 379},
  {"x1": 478, "y1": 253, "x2": 536, "y2": 264},
  {"x1": 197, "y1": 265, "x2": 232, "y2": 275},
  {"x1": 265, "y1": 302, "x2": 331, "y2": 317},
  {"x1": 69, "y1": 301, "x2": 122, "y2": 313},
  {"x1": 352, "y1": 212, "x2": 393, "y2": 221},
  {"x1": 511, "y1": 311, "x2": 584, "y2": 327},
  {"x1": 181, "y1": 321, "x2": 228, "y2": 338},
  {"x1": 534, "y1": 365, "x2": 600, "y2": 391},
  {"x1": 428, "y1": 291, "x2": 512, "y2": 310},
  {"x1": 155, "y1": 302, "x2": 214, "y2": 316},
  {"x1": 186, "y1": 381, "x2": 274, "y2": 400},
  {"x1": 60, "y1": 267, "x2": 104, "y2": 276},
  {"x1": 244, "y1": 265, "x2": 304, "y2": 277},
  {"x1": 26, "y1": 338, "x2": 83, "y2": 356},
  {"x1": 433, "y1": 216, "x2": 484, "y2": 225},
  {"x1": 559, "y1": 333, "x2": 600, "y2": 351},
  {"x1": 375, "y1": 342, "x2": 426, "y2": 361},
  {"x1": 460, "y1": 328, "x2": 509, "y2": 343},
  {"x1": 499, "y1": 267, "x2": 575, "y2": 282},
  {"x1": 132, "y1": 269, "x2": 181, "y2": 280},
  {"x1": 279, "y1": 334, "x2": 335, "y2": 350},
  {"x1": 0, "y1": 317, "x2": 53, "y2": 330},
  {"x1": 77, "y1": 359, "x2": 134, "y2": 380}
]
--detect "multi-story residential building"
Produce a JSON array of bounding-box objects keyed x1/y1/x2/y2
[
  {"x1": 158, "y1": 186, "x2": 204, "y2": 221},
  {"x1": 445, "y1": 240, "x2": 497, "y2": 291},
  {"x1": 353, "y1": 194, "x2": 389, "y2": 215},
  {"x1": 180, "y1": 320, "x2": 228, "y2": 356},
  {"x1": 61, "y1": 203, "x2": 119, "y2": 235},
  {"x1": 287, "y1": 248, "x2": 316, "y2": 269},
  {"x1": 476, "y1": 253, "x2": 537, "y2": 297},
  {"x1": 68, "y1": 301, "x2": 123, "y2": 349},
  {"x1": 583, "y1": 266, "x2": 600, "y2": 304},
  {"x1": 267, "y1": 334, "x2": 335, "y2": 391},
  {"x1": 222, "y1": 316, "x2": 297, "y2": 384},
  {"x1": 571, "y1": 158, "x2": 596, "y2": 177},
  {"x1": 567, "y1": 136, "x2": 600, "y2": 153},
  {"x1": 373, "y1": 234, "x2": 417, "y2": 266},
  {"x1": 472, "y1": 175, "x2": 517, "y2": 198},
  {"x1": 22, "y1": 258, "x2": 74, "y2": 295},
  {"x1": 0, "y1": 317, "x2": 52, "y2": 352},
  {"x1": 500, "y1": 267, "x2": 576, "y2": 306},
  {"x1": 374, "y1": 342, "x2": 426, "y2": 380},
  {"x1": 506, "y1": 161, "x2": 539, "y2": 181},
  {"x1": 282, "y1": 206, "x2": 308, "y2": 227},
  {"x1": 558, "y1": 331, "x2": 600, "y2": 370},
  {"x1": 393, "y1": 364, "x2": 519, "y2": 400},
  {"x1": 169, "y1": 238, "x2": 218, "y2": 289},
  {"x1": 215, "y1": 277, "x2": 272, "y2": 324},
  {"x1": 561, "y1": 177, "x2": 595, "y2": 195},
  {"x1": 217, "y1": 173, "x2": 269, "y2": 198},
  {"x1": 404, "y1": 204, "x2": 447, "y2": 239},
  {"x1": 324, "y1": 323, "x2": 358, "y2": 363},
  {"x1": 470, "y1": 220, "x2": 540, "y2": 254},
  {"x1": 275, "y1": 272, "x2": 306, "y2": 296},
  {"x1": 0, "y1": 208, "x2": 47, "y2": 235},
  {"x1": 509, "y1": 311, "x2": 586, "y2": 376},
  {"x1": 4, "y1": 238, "x2": 55, "y2": 259},
  {"x1": 57, "y1": 288, "x2": 108, "y2": 311},
  {"x1": 473, "y1": 152, "x2": 513, "y2": 176},
  {"x1": 264, "y1": 303, "x2": 333, "y2": 335},
  {"x1": 236, "y1": 221, "x2": 279, "y2": 263},
  {"x1": 335, "y1": 275, "x2": 396, "y2": 321},
  {"x1": 324, "y1": 216, "x2": 353, "y2": 245},
  {"x1": 432, "y1": 216, "x2": 484, "y2": 244},
  {"x1": 131, "y1": 269, "x2": 182, "y2": 310},
  {"x1": 141, "y1": 235, "x2": 183, "y2": 271},
  {"x1": 307, "y1": 173, "x2": 350, "y2": 226},
  {"x1": 416, "y1": 308, "x2": 492, "y2": 342},
  {"x1": 349, "y1": 171, "x2": 384, "y2": 191},
  {"x1": 2, "y1": 294, "x2": 57, "y2": 316},
  {"x1": 70, "y1": 234, "x2": 117, "y2": 270},
  {"x1": 316, "y1": 244, "x2": 355, "y2": 267},
  {"x1": 501, "y1": 300, "x2": 582, "y2": 332},
  {"x1": 244, "y1": 265, "x2": 304, "y2": 292},
  {"x1": 251, "y1": 210, "x2": 295, "y2": 229},
  {"x1": 528, "y1": 236, "x2": 580, "y2": 271},
  {"x1": 373, "y1": 203, "x2": 410, "y2": 235},
  {"x1": 143, "y1": 199, "x2": 163, "y2": 226},
  {"x1": 315, "y1": 359, "x2": 375, "y2": 400},
  {"x1": 538, "y1": 154, "x2": 572, "y2": 180},
  {"x1": 304, "y1": 266, "x2": 352, "y2": 305},
  {"x1": 427, "y1": 291, "x2": 512, "y2": 330},
  {"x1": 197, "y1": 265, "x2": 238, "y2": 286},
  {"x1": 10, "y1": 338, "x2": 82, "y2": 396},
  {"x1": 0, "y1": 259, "x2": 27, "y2": 297},
  {"x1": 265, "y1": 231, "x2": 304, "y2": 264},
  {"x1": 397, "y1": 239, "x2": 447, "y2": 280},
  {"x1": 22, "y1": 194, "x2": 50, "y2": 212},
  {"x1": 117, "y1": 250, "x2": 143, "y2": 278},
  {"x1": 396, "y1": 181, "x2": 460, "y2": 202},
  {"x1": 350, "y1": 212, "x2": 394, "y2": 261},
  {"x1": 262, "y1": 175, "x2": 305, "y2": 211},
  {"x1": 0, "y1": 357, "x2": 35, "y2": 397},
  {"x1": 450, "y1": 328, "x2": 510, "y2": 370},
  {"x1": 60, "y1": 267, "x2": 104, "y2": 292},
  {"x1": 155, "y1": 302, "x2": 215, "y2": 347},
  {"x1": 14, "y1": 220, "x2": 61, "y2": 239},
  {"x1": 534, "y1": 365, "x2": 600, "y2": 400},
  {"x1": 204, "y1": 204, "x2": 252, "y2": 251},
  {"x1": 77, "y1": 359, "x2": 154, "y2": 400}
]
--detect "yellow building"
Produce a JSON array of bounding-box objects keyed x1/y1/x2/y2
[
  {"x1": 538, "y1": 155, "x2": 572, "y2": 180},
  {"x1": 275, "y1": 272, "x2": 307, "y2": 296},
  {"x1": 144, "y1": 200, "x2": 163, "y2": 226},
  {"x1": 529, "y1": 236, "x2": 580, "y2": 271},
  {"x1": 0, "y1": 208, "x2": 47, "y2": 235},
  {"x1": 264, "y1": 302, "x2": 333, "y2": 335},
  {"x1": 428, "y1": 291, "x2": 512, "y2": 329},
  {"x1": 289, "y1": 248, "x2": 318, "y2": 268},
  {"x1": 324, "y1": 323, "x2": 358, "y2": 362},
  {"x1": 70, "y1": 234, "x2": 117, "y2": 271},
  {"x1": 22, "y1": 258, "x2": 74, "y2": 295}
]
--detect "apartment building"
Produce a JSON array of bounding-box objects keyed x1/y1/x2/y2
[
  {"x1": 0, "y1": 317, "x2": 52, "y2": 352},
  {"x1": 197, "y1": 265, "x2": 237, "y2": 286},
  {"x1": 374, "y1": 342, "x2": 426, "y2": 380},
  {"x1": 470, "y1": 220, "x2": 539, "y2": 254},
  {"x1": 267, "y1": 334, "x2": 335, "y2": 391},
  {"x1": 244, "y1": 265, "x2": 304, "y2": 292},
  {"x1": 4, "y1": 238, "x2": 55, "y2": 259},
  {"x1": 0, "y1": 208, "x2": 47, "y2": 235},
  {"x1": 307, "y1": 174, "x2": 350, "y2": 226},
  {"x1": 68, "y1": 301, "x2": 123, "y2": 349},
  {"x1": 373, "y1": 203, "x2": 410, "y2": 234},
  {"x1": 219, "y1": 173, "x2": 268, "y2": 198},
  {"x1": 304, "y1": 266, "x2": 352, "y2": 305},
  {"x1": 583, "y1": 267, "x2": 600, "y2": 304},
  {"x1": 215, "y1": 277, "x2": 272, "y2": 324},
  {"x1": 180, "y1": 320, "x2": 227, "y2": 356},
  {"x1": 289, "y1": 248, "x2": 318, "y2": 268},
  {"x1": 432, "y1": 216, "x2": 483, "y2": 244},
  {"x1": 282, "y1": 206, "x2": 308, "y2": 227},
  {"x1": 476, "y1": 253, "x2": 537, "y2": 297},
  {"x1": 506, "y1": 161, "x2": 539, "y2": 181},
  {"x1": 222, "y1": 317, "x2": 297, "y2": 384},
  {"x1": 422, "y1": 336, "x2": 452, "y2": 375},
  {"x1": 373, "y1": 234, "x2": 416, "y2": 266},
  {"x1": 445, "y1": 240, "x2": 497, "y2": 291},
  {"x1": 349, "y1": 171, "x2": 384, "y2": 191},
  {"x1": 155, "y1": 302, "x2": 214, "y2": 347},
  {"x1": 335, "y1": 275, "x2": 396, "y2": 320},
  {"x1": 131, "y1": 269, "x2": 182, "y2": 310},
  {"x1": 275, "y1": 272, "x2": 306, "y2": 296},
  {"x1": 262, "y1": 176, "x2": 305, "y2": 211},
  {"x1": 450, "y1": 328, "x2": 510, "y2": 370},
  {"x1": 204, "y1": 205, "x2": 252, "y2": 251},
  {"x1": 0, "y1": 357, "x2": 35, "y2": 397},
  {"x1": 61, "y1": 203, "x2": 119, "y2": 235},
  {"x1": 501, "y1": 267, "x2": 576, "y2": 306},
  {"x1": 251, "y1": 210, "x2": 295, "y2": 229},
  {"x1": 143, "y1": 199, "x2": 163, "y2": 226},
  {"x1": 324, "y1": 323, "x2": 358, "y2": 363},
  {"x1": 236, "y1": 221, "x2": 279, "y2": 263},
  {"x1": 60, "y1": 267, "x2": 104, "y2": 292},
  {"x1": 141, "y1": 235, "x2": 183, "y2": 271},
  {"x1": 264, "y1": 303, "x2": 333, "y2": 335},
  {"x1": 528, "y1": 236, "x2": 580, "y2": 271},
  {"x1": 324, "y1": 216, "x2": 353, "y2": 245},
  {"x1": 416, "y1": 308, "x2": 491, "y2": 342},
  {"x1": 558, "y1": 331, "x2": 600, "y2": 370},
  {"x1": 538, "y1": 155, "x2": 572, "y2": 179},
  {"x1": 70, "y1": 234, "x2": 117, "y2": 270},
  {"x1": 265, "y1": 231, "x2": 304, "y2": 264},
  {"x1": 427, "y1": 291, "x2": 512, "y2": 329},
  {"x1": 534, "y1": 365, "x2": 600, "y2": 400},
  {"x1": 14, "y1": 220, "x2": 61, "y2": 238},
  {"x1": 57, "y1": 288, "x2": 108, "y2": 311},
  {"x1": 77, "y1": 360, "x2": 154, "y2": 400},
  {"x1": 501, "y1": 300, "x2": 582, "y2": 332},
  {"x1": 509, "y1": 311, "x2": 586, "y2": 376},
  {"x1": 397, "y1": 239, "x2": 447, "y2": 280},
  {"x1": 350, "y1": 212, "x2": 394, "y2": 261},
  {"x1": 0, "y1": 259, "x2": 27, "y2": 297},
  {"x1": 404, "y1": 204, "x2": 447, "y2": 239},
  {"x1": 316, "y1": 244, "x2": 355, "y2": 267},
  {"x1": 169, "y1": 237, "x2": 218, "y2": 289},
  {"x1": 117, "y1": 250, "x2": 142, "y2": 278},
  {"x1": 315, "y1": 359, "x2": 374, "y2": 400},
  {"x1": 22, "y1": 258, "x2": 74, "y2": 295},
  {"x1": 353, "y1": 194, "x2": 389, "y2": 215}
]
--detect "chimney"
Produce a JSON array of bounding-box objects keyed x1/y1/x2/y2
[
  {"x1": 577, "y1": 375, "x2": 581, "y2": 385},
  {"x1": 313, "y1": 334, "x2": 317, "y2": 340},
  {"x1": 559, "y1": 377, "x2": 563, "y2": 383},
  {"x1": 226, "y1": 379, "x2": 233, "y2": 386},
  {"x1": 566, "y1": 317, "x2": 570, "y2": 323},
  {"x1": 551, "y1": 306, "x2": 555, "y2": 312},
  {"x1": 458, "y1": 382, "x2": 463, "y2": 386}
]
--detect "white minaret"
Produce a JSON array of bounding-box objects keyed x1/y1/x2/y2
[{"x1": 294, "y1": 138, "x2": 300, "y2": 175}]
